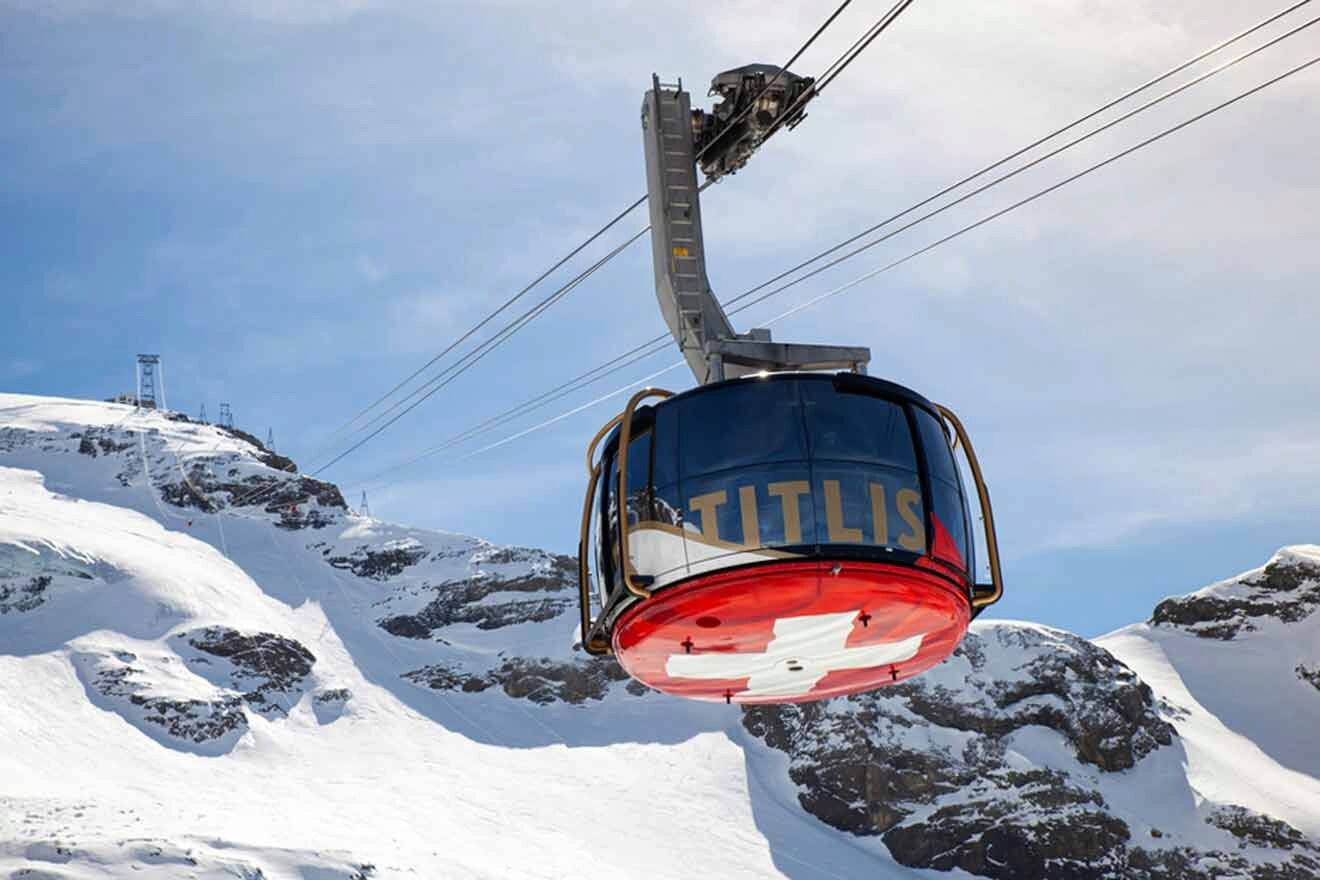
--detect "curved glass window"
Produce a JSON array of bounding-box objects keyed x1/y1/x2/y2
[
  {"x1": 652, "y1": 401, "x2": 679, "y2": 489},
  {"x1": 928, "y1": 476, "x2": 970, "y2": 571},
  {"x1": 625, "y1": 429, "x2": 652, "y2": 511},
  {"x1": 915, "y1": 408, "x2": 959, "y2": 486},
  {"x1": 600, "y1": 376, "x2": 975, "y2": 601},
  {"x1": 802, "y1": 382, "x2": 917, "y2": 469},
  {"x1": 914, "y1": 408, "x2": 971, "y2": 574},
  {"x1": 679, "y1": 380, "x2": 806, "y2": 476}
]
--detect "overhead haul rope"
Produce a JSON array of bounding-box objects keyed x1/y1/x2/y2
[
  {"x1": 234, "y1": 4, "x2": 913, "y2": 512},
  {"x1": 224, "y1": 229, "x2": 650, "y2": 512},
  {"x1": 361, "y1": 50, "x2": 1320, "y2": 478},
  {"x1": 318, "y1": 0, "x2": 884, "y2": 460},
  {"x1": 344, "y1": 0, "x2": 1318, "y2": 487},
  {"x1": 300, "y1": 230, "x2": 650, "y2": 480},
  {"x1": 725, "y1": 10, "x2": 1320, "y2": 315},
  {"x1": 324, "y1": 0, "x2": 865, "y2": 447}
]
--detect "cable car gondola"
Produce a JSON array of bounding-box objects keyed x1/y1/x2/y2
[
  {"x1": 578, "y1": 372, "x2": 1001, "y2": 704},
  {"x1": 576, "y1": 73, "x2": 1003, "y2": 704}
]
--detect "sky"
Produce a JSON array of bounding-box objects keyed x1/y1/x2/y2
[{"x1": 3, "y1": 0, "x2": 1319, "y2": 638}]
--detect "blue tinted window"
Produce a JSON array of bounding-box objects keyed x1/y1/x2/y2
[
  {"x1": 811, "y1": 465, "x2": 924, "y2": 552},
  {"x1": 678, "y1": 381, "x2": 806, "y2": 477},
  {"x1": 803, "y1": 383, "x2": 918, "y2": 468},
  {"x1": 625, "y1": 429, "x2": 651, "y2": 494},
  {"x1": 683, "y1": 464, "x2": 816, "y2": 550},
  {"x1": 652, "y1": 401, "x2": 678, "y2": 489},
  {"x1": 929, "y1": 477, "x2": 970, "y2": 572},
  {"x1": 915, "y1": 408, "x2": 959, "y2": 486}
]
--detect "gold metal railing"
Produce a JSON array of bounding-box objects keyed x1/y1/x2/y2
[
  {"x1": 577, "y1": 389, "x2": 673, "y2": 654},
  {"x1": 936, "y1": 404, "x2": 1003, "y2": 608},
  {"x1": 616, "y1": 388, "x2": 674, "y2": 599}
]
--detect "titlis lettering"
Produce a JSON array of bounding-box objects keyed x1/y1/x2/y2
[{"x1": 686, "y1": 480, "x2": 924, "y2": 550}]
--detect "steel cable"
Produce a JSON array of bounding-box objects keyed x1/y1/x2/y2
[
  {"x1": 345, "y1": 0, "x2": 1316, "y2": 488},
  {"x1": 323, "y1": 0, "x2": 864, "y2": 448},
  {"x1": 365, "y1": 50, "x2": 1320, "y2": 482}
]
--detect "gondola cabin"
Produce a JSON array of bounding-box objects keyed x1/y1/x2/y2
[{"x1": 578, "y1": 372, "x2": 1002, "y2": 704}]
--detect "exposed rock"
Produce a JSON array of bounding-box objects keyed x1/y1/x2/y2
[
  {"x1": 175, "y1": 627, "x2": 315, "y2": 717},
  {"x1": 0, "y1": 574, "x2": 50, "y2": 614},
  {"x1": 72, "y1": 427, "x2": 134, "y2": 459},
  {"x1": 377, "y1": 554, "x2": 577, "y2": 639},
  {"x1": 74, "y1": 651, "x2": 249, "y2": 749},
  {"x1": 883, "y1": 804, "x2": 1129, "y2": 879},
  {"x1": 1209, "y1": 806, "x2": 1319, "y2": 854},
  {"x1": 312, "y1": 687, "x2": 352, "y2": 724},
  {"x1": 130, "y1": 693, "x2": 248, "y2": 745},
  {"x1": 1153, "y1": 551, "x2": 1320, "y2": 639},
  {"x1": 1297, "y1": 665, "x2": 1320, "y2": 693},
  {"x1": 316, "y1": 688, "x2": 351, "y2": 704},
  {"x1": 405, "y1": 654, "x2": 632, "y2": 705},
  {"x1": 159, "y1": 468, "x2": 347, "y2": 525},
  {"x1": 742, "y1": 624, "x2": 1175, "y2": 878},
  {"x1": 328, "y1": 541, "x2": 429, "y2": 580}
]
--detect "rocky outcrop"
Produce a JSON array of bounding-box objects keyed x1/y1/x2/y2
[
  {"x1": 405, "y1": 654, "x2": 635, "y2": 705},
  {"x1": 1209, "y1": 806, "x2": 1320, "y2": 854},
  {"x1": 1152, "y1": 550, "x2": 1320, "y2": 639},
  {"x1": 742, "y1": 624, "x2": 1176, "y2": 879},
  {"x1": 328, "y1": 540, "x2": 430, "y2": 580},
  {"x1": 1297, "y1": 664, "x2": 1320, "y2": 692},
  {"x1": 377, "y1": 554, "x2": 577, "y2": 638},
  {"x1": 0, "y1": 575, "x2": 50, "y2": 614},
  {"x1": 174, "y1": 627, "x2": 316, "y2": 717},
  {"x1": 72, "y1": 650, "x2": 249, "y2": 751},
  {"x1": 72, "y1": 428, "x2": 134, "y2": 458}
]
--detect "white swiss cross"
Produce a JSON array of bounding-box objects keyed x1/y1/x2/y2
[{"x1": 665, "y1": 611, "x2": 923, "y2": 699}]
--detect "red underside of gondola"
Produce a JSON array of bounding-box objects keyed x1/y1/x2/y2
[{"x1": 612, "y1": 559, "x2": 971, "y2": 704}]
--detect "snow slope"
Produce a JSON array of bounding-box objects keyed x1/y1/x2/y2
[
  {"x1": 1099, "y1": 546, "x2": 1320, "y2": 837},
  {"x1": 0, "y1": 394, "x2": 934, "y2": 879},
  {"x1": 1, "y1": 392, "x2": 1317, "y2": 879}
]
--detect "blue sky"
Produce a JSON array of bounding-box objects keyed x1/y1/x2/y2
[{"x1": 4, "y1": 0, "x2": 1319, "y2": 637}]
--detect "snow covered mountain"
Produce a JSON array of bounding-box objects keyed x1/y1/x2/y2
[{"x1": 1, "y1": 392, "x2": 1317, "y2": 879}]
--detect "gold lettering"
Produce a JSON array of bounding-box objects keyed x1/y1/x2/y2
[
  {"x1": 869, "y1": 483, "x2": 889, "y2": 546},
  {"x1": 768, "y1": 480, "x2": 810, "y2": 543},
  {"x1": 738, "y1": 485, "x2": 760, "y2": 549},
  {"x1": 897, "y1": 488, "x2": 925, "y2": 551},
  {"x1": 824, "y1": 480, "x2": 863, "y2": 543},
  {"x1": 689, "y1": 490, "x2": 728, "y2": 543}
]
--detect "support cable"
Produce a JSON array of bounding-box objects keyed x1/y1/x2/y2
[
  {"x1": 366, "y1": 50, "x2": 1320, "y2": 480},
  {"x1": 227, "y1": 229, "x2": 646, "y2": 509},
  {"x1": 344, "y1": 1, "x2": 1317, "y2": 486},
  {"x1": 325, "y1": 0, "x2": 863, "y2": 445},
  {"x1": 727, "y1": 10, "x2": 1320, "y2": 315}
]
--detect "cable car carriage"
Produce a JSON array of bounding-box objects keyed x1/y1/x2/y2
[
  {"x1": 575, "y1": 73, "x2": 1003, "y2": 704},
  {"x1": 579, "y1": 373, "x2": 1002, "y2": 704}
]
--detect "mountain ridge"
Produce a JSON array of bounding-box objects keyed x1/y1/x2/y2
[{"x1": 1, "y1": 392, "x2": 1316, "y2": 879}]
